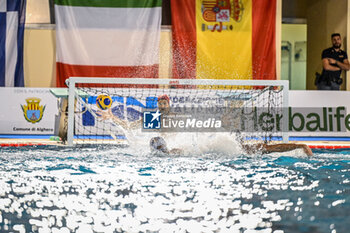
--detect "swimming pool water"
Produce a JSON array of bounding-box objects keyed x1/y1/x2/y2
[{"x1": 0, "y1": 146, "x2": 349, "y2": 233}]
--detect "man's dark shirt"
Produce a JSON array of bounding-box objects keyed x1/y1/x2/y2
[{"x1": 321, "y1": 47, "x2": 348, "y2": 80}]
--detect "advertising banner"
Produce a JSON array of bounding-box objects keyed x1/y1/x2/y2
[
  {"x1": 289, "y1": 90, "x2": 350, "y2": 137},
  {"x1": 0, "y1": 88, "x2": 58, "y2": 134}
]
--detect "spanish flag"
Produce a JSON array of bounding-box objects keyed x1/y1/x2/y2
[
  {"x1": 55, "y1": 0, "x2": 162, "y2": 87},
  {"x1": 171, "y1": 0, "x2": 276, "y2": 80}
]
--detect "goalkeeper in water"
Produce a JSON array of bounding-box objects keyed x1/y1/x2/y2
[
  {"x1": 148, "y1": 94, "x2": 183, "y2": 155},
  {"x1": 99, "y1": 94, "x2": 312, "y2": 156},
  {"x1": 98, "y1": 94, "x2": 183, "y2": 155}
]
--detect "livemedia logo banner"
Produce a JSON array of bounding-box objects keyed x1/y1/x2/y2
[{"x1": 141, "y1": 107, "x2": 350, "y2": 133}]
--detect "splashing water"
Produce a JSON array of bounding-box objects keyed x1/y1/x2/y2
[{"x1": 123, "y1": 128, "x2": 244, "y2": 157}]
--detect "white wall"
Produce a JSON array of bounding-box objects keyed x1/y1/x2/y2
[{"x1": 281, "y1": 24, "x2": 307, "y2": 90}]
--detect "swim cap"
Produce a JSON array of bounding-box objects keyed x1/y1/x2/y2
[
  {"x1": 150, "y1": 136, "x2": 168, "y2": 153},
  {"x1": 157, "y1": 94, "x2": 170, "y2": 103}
]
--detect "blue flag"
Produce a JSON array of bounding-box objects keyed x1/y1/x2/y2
[{"x1": 0, "y1": 0, "x2": 26, "y2": 87}]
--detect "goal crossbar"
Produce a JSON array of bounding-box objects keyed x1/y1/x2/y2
[{"x1": 66, "y1": 77, "x2": 289, "y2": 87}]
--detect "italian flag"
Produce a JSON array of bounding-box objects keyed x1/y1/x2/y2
[
  {"x1": 171, "y1": 0, "x2": 276, "y2": 80},
  {"x1": 55, "y1": 0, "x2": 162, "y2": 87}
]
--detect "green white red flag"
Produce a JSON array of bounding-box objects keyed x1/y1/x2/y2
[{"x1": 55, "y1": 0, "x2": 162, "y2": 87}]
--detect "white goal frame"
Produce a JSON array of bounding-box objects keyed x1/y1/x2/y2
[{"x1": 66, "y1": 77, "x2": 289, "y2": 147}]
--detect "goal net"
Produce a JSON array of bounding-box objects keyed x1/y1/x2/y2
[{"x1": 63, "y1": 78, "x2": 289, "y2": 147}]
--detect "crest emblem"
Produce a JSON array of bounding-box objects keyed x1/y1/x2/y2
[
  {"x1": 201, "y1": 0, "x2": 244, "y2": 32},
  {"x1": 21, "y1": 98, "x2": 46, "y2": 124}
]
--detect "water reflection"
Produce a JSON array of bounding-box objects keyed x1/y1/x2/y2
[{"x1": 0, "y1": 147, "x2": 349, "y2": 232}]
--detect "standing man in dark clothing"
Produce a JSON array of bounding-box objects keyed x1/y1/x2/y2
[{"x1": 317, "y1": 33, "x2": 350, "y2": 90}]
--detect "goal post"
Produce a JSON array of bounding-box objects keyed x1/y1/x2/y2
[{"x1": 65, "y1": 77, "x2": 289, "y2": 147}]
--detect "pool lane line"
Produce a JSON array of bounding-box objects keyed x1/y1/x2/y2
[
  {"x1": 308, "y1": 145, "x2": 350, "y2": 149},
  {"x1": 0, "y1": 135, "x2": 53, "y2": 139},
  {"x1": 0, "y1": 143, "x2": 45, "y2": 147}
]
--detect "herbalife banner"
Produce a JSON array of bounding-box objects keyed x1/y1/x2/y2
[
  {"x1": 0, "y1": 88, "x2": 58, "y2": 134},
  {"x1": 288, "y1": 90, "x2": 350, "y2": 137}
]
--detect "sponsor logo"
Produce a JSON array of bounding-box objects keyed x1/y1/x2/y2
[
  {"x1": 143, "y1": 110, "x2": 161, "y2": 129},
  {"x1": 21, "y1": 98, "x2": 46, "y2": 124},
  {"x1": 162, "y1": 117, "x2": 222, "y2": 129},
  {"x1": 143, "y1": 110, "x2": 222, "y2": 132},
  {"x1": 289, "y1": 106, "x2": 350, "y2": 132}
]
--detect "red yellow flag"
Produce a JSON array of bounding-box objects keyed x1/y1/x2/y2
[{"x1": 171, "y1": 0, "x2": 276, "y2": 80}]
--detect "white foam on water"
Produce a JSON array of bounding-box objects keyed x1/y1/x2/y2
[
  {"x1": 102, "y1": 125, "x2": 324, "y2": 159},
  {"x1": 121, "y1": 128, "x2": 244, "y2": 157},
  {"x1": 195, "y1": 133, "x2": 243, "y2": 155}
]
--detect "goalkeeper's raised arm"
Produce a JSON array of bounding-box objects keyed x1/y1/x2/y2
[{"x1": 97, "y1": 94, "x2": 172, "y2": 130}]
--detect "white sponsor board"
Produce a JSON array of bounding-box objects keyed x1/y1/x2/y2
[
  {"x1": 0, "y1": 88, "x2": 58, "y2": 135},
  {"x1": 289, "y1": 90, "x2": 350, "y2": 137}
]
